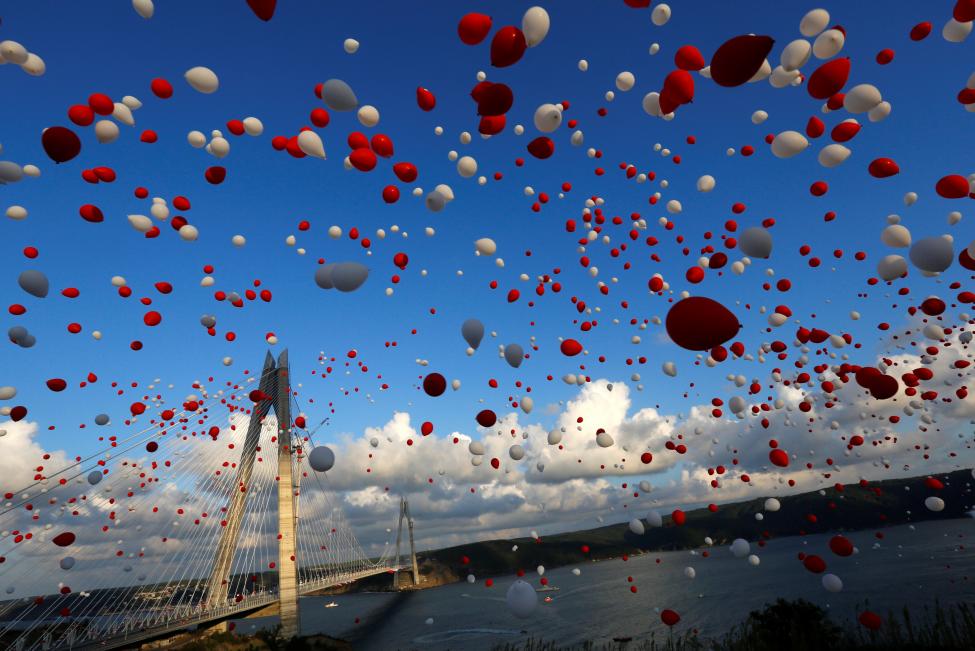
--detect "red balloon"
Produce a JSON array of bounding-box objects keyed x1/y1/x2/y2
[
  {"x1": 52, "y1": 532, "x2": 76, "y2": 547},
  {"x1": 875, "y1": 48, "x2": 895, "y2": 65},
  {"x1": 671, "y1": 509, "x2": 686, "y2": 526},
  {"x1": 310, "y1": 108, "x2": 331, "y2": 127},
  {"x1": 858, "y1": 611, "x2": 882, "y2": 631},
  {"x1": 416, "y1": 86, "x2": 436, "y2": 111},
  {"x1": 958, "y1": 88, "x2": 975, "y2": 104},
  {"x1": 936, "y1": 174, "x2": 970, "y2": 198},
  {"x1": 624, "y1": 0, "x2": 651, "y2": 6},
  {"x1": 205, "y1": 166, "x2": 227, "y2": 184},
  {"x1": 956, "y1": 0, "x2": 975, "y2": 22},
  {"x1": 806, "y1": 116, "x2": 825, "y2": 138},
  {"x1": 810, "y1": 181, "x2": 829, "y2": 196},
  {"x1": 79, "y1": 204, "x2": 104, "y2": 223},
  {"x1": 42, "y1": 126, "x2": 82, "y2": 163},
  {"x1": 661, "y1": 609, "x2": 680, "y2": 626},
  {"x1": 479, "y1": 114, "x2": 507, "y2": 135},
  {"x1": 475, "y1": 409, "x2": 497, "y2": 427},
  {"x1": 961, "y1": 249, "x2": 975, "y2": 270},
  {"x1": 920, "y1": 297, "x2": 946, "y2": 316},
  {"x1": 830, "y1": 120, "x2": 861, "y2": 142},
  {"x1": 560, "y1": 339, "x2": 583, "y2": 356},
  {"x1": 909, "y1": 22, "x2": 932, "y2": 41},
  {"x1": 709, "y1": 35, "x2": 775, "y2": 88},
  {"x1": 802, "y1": 554, "x2": 826, "y2": 574},
  {"x1": 807, "y1": 58, "x2": 850, "y2": 99},
  {"x1": 869, "y1": 374, "x2": 899, "y2": 400},
  {"x1": 144, "y1": 311, "x2": 162, "y2": 327},
  {"x1": 88, "y1": 93, "x2": 114, "y2": 115},
  {"x1": 246, "y1": 0, "x2": 277, "y2": 21},
  {"x1": 393, "y1": 252, "x2": 408, "y2": 269},
  {"x1": 393, "y1": 162, "x2": 418, "y2": 183},
  {"x1": 665, "y1": 297, "x2": 740, "y2": 351},
  {"x1": 150, "y1": 78, "x2": 173, "y2": 99},
  {"x1": 490, "y1": 26, "x2": 527, "y2": 67},
  {"x1": 472, "y1": 81, "x2": 514, "y2": 116},
  {"x1": 146, "y1": 441, "x2": 159, "y2": 453},
  {"x1": 422, "y1": 373, "x2": 446, "y2": 397},
  {"x1": 829, "y1": 535, "x2": 854, "y2": 557},
  {"x1": 659, "y1": 69, "x2": 695, "y2": 114},
  {"x1": 382, "y1": 185, "x2": 400, "y2": 204},
  {"x1": 371, "y1": 134, "x2": 394, "y2": 158},
  {"x1": 769, "y1": 449, "x2": 789, "y2": 467},
  {"x1": 68, "y1": 105, "x2": 95, "y2": 127},
  {"x1": 46, "y1": 379, "x2": 67, "y2": 392},
  {"x1": 527, "y1": 137, "x2": 555, "y2": 159},
  {"x1": 350, "y1": 148, "x2": 378, "y2": 172},
  {"x1": 458, "y1": 13, "x2": 492, "y2": 45},
  {"x1": 674, "y1": 45, "x2": 705, "y2": 71},
  {"x1": 868, "y1": 158, "x2": 899, "y2": 178},
  {"x1": 347, "y1": 131, "x2": 370, "y2": 150}
]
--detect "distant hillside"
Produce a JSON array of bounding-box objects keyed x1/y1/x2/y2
[{"x1": 411, "y1": 469, "x2": 975, "y2": 582}]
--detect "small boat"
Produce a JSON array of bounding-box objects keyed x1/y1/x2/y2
[
  {"x1": 535, "y1": 585, "x2": 560, "y2": 593},
  {"x1": 324, "y1": 601, "x2": 339, "y2": 608}
]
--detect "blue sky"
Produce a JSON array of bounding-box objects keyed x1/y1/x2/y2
[{"x1": 2, "y1": 0, "x2": 974, "y2": 496}]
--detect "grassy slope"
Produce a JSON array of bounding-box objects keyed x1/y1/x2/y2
[{"x1": 416, "y1": 469, "x2": 974, "y2": 579}]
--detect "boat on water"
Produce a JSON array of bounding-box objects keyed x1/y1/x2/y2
[
  {"x1": 324, "y1": 601, "x2": 338, "y2": 608},
  {"x1": 535, "y1": 585, "x2": 560, "y2": 593}
]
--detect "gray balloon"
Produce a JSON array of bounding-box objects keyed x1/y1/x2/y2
[
  {"x1": 94, "y1": 414, "x2": 110, "y2": 426},
  {"x1": 425, "y1": 190, "x2": 447, "y2": 213},
  {"x1": 18, "y1": 334, "x2": 35, "y2": 348},
  {"x1": 87, "y1": 470, "x2": 103, "y2": 485},
  {"x1": 200, "y1": 314, "x2": 216, "y2": 328},
  {"x1": 314, "y1": 263, "x2": 337, "y2": 289},
  {"x1": 331, "y1": 263, "x2": 369, "y2": 292},
  {"x1": 0, "y1": 161, "x2": 23, "y2": 183},
  {"x1": 59, "y1": 557, "x2": 75, "y2": 570},
  {"x1": 461, "y1": 319, "x2": 485, "y2": 349},
  {"x1": 227, "y1": 291, "x2": 241, "y2": 303},
  {"x1": 909, "y1": 236, "x2": 953, "y2": 273},
  {"x1": 504, "y1": 343, "x2": 524, "y2": 368},
  {"x1": 18, "y1": 270, "x2": 49, "y2": 298},
  {"x1": 738, "y1": 227, "x2": 773, "y2": 259},
  {"x1": 322, "y1": 79, "x2": 358, "y2": 112},
  {"x1": 308, "y1": 446, "x2": 335, "y2": 472},
  {"x1": 8, "y1": 326, "x2": 28, "y2": 343}
]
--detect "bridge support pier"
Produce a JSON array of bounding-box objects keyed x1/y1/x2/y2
[{"x1": 393, "y1": 496, "x2": 420, "y2": 589}]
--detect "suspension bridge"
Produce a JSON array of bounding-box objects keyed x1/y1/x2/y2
[{"x1": 0, "y1": 351, "x2": 418, "y2": 650}]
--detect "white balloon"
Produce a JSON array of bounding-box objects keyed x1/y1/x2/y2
[
  {"x1": 683, "y1": 566, "x2": 696, "y2": 579},
  {"x1": 800, "y1": 9, "x2": 830, "y2": 37},
  {"x1": 764, "y1": 498, "x2": 781, "y2": 512},
  {"x1": 642, "y1": 92, "x2": 662, "y2": 117},
  {"x1": 506, "y1": 580, "x2": 538, "y2": 618},
  {"x1": 509, "y1": 444, "x2": 525, "y2": 461},
  {"x1": 780, "y1": 39, "x2": 812, "y2": 71},
  {"x1": 662, "y1": 361, "x2": 677, "y2": 376},
  {"x1": 925, "y1": 496, "x2": 945, "y2": 512},
  {"x1": 547, "y1": 429, "x2": 563, "y2": 445},
  {"x1": 469, "y1": 441, "x2": 485, "y2": 456},
  {"x1": 868, "y1": 101, "x2": 892, "y2": 123},
  {"x1": 309, "y1": 446, "x2": 336, "y2": 472},
  {"x1": 522, "y1": 7, "x2": 550, "y2": 48},
  {"x1": 127, "y1": 215, "x2": 153, "y2": 232},
  {"x1": 475, "y1": 238, "x2": 497, "y2": 256},
  {"x1": 297, "y1": 130, "x2": 326, "y2": 159},
  {"x1": 132, "y1": 0, "x2": 154, "y2": 19},
  {"x1": 457, "y1": 156, "x2": 477, "y2": 178},
  {"x1": 822, "y1": 573, "x2": 843, "y2": 593},
  {"x1": 533, "y1": 103, "x2": 563, "y2": 133},
  {"x1": 651, "y1": 4, "x2": 671, "y2": 26},
  {"x1": 769, "y1": 65, "x2": 801, "y2": 88},
  {"x1": 209, "y1": 136, "x2": 230, "y2": 158},
  {"x1": 751, "y1": 110, "x2": 769, "y2": 125},
  {"x1": 20, "y1": 53, "x2": 45, "y2": 77},
  {"x1": 748, "y1": 554, "x2": 761, "y2": 566},
  {"x1": 881, "y1": 224, "x2": 911, "y2": 248},
  {"x1": 646, "y1": 510, "x2": 663, "y2": 527},
  {"x1": 730, "y1": 538, "x2": 750, "y2": 558},
  {"x1": 243, "y1": 117, "x2": 264, "y2": 136},
  {"x1": 771, "y1": 131, "x2": 808, "y2": 158},
  {"x1": 943, "y1": 18, "x2": 973, "y2": 43},
  {"x1": 6, "y1": 205, "x2": 27, "y2": 220},
  {"x1": 615, "y1": 71, "x2": 636, "y2": 92},
  {"x1": 187, "y1": 131, "x2": 207, "y2": 148},
  {"x1": 184, "y1": 66, "x2": 219, "y2": 94},
  {"x1": 343, "y1": 38, "x2": 360, "y2": 54},
  {"x1": 112, "y1": 102, "x2": 135, "y2": 127},
  {"x1": 0, "y1": 41, "x2": 28, "y2": 64},
  {"x1": 520, "y1": 396, "x2": 533, "y2": 414},
  {"x1": 628, "y1": 518, "x2": 645, "y2": 535},
  {"x1": 178, "y1": 224, "x2": 199, "y2": 242},
  {"x1": 877, "y1": 254, "x2": 908, "y2": 281},
  {"x1": 844, "y1": 84, "x2": 882, "y2": 114},
  {"x1": 596, "y1": 431, "x2": 614, "y2": 448},
  {"x1": 696, "y1": 175, "x2": 716, "y2": 192},
  {"x1": 812, "y1": 29, "x2": 845, "y2": 59},
  {"x1": 95, "y1": 120, "x2": 120, "y2": 144},
  {"x1": 357, "y1": 105, "x2": 380, "y2": 127},
  {"x1": 817, "y1": 144, "x2": 851, "y2": 168}
]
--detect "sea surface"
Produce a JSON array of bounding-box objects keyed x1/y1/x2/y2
[{"x1": 232, "y1": 518, "x2": 975, "y2": 650}]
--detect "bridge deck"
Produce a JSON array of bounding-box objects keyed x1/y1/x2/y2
[{"x1": 30, "y1": 566, "x2": 403, "y2": 651}]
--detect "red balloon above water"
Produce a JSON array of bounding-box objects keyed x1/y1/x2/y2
[{"x1": 665, "y1": 297, "x2": 740, "y2": 351}]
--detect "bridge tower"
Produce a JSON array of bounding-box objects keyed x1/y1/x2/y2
[
  {"x1": 393, "y1": 496, "x2": 420, "y2": 588},
  {"x1": 204, "y1": 350, "x2": 301, "y2": 638}
]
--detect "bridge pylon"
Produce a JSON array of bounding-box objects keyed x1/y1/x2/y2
[
  {"x1": 393, "y1": 495, "x2": 419, "y2": 589},
  {"x1": 204, "y1": 350, "x2": 301, "y2": 638}
]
